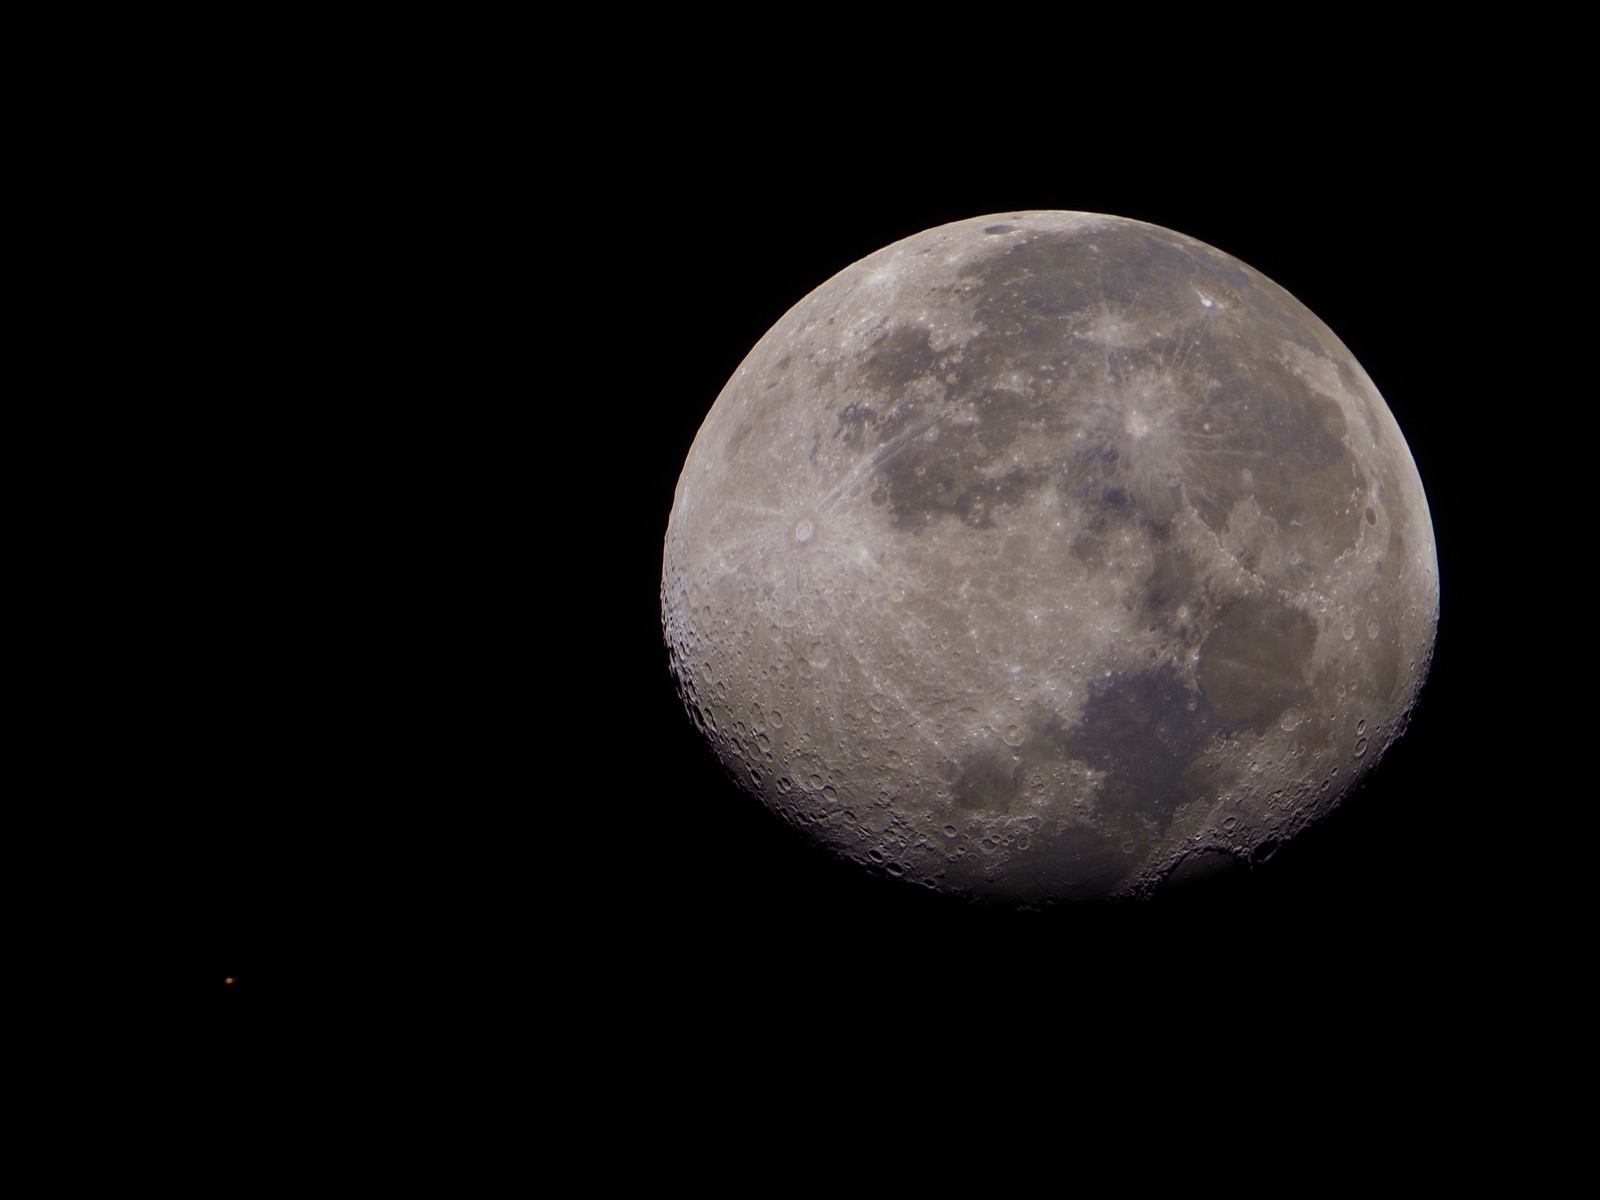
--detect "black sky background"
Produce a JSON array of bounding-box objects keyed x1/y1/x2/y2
[{"x1": 158, "y1": 61, "x2": 1547, "y2": 1079}]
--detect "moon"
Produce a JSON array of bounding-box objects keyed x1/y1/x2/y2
[{"x1": 662, "y1": 211, "x2": 1437, "y2": 903}]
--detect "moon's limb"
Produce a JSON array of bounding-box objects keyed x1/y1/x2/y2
[{"x1": 663, "y1": 212, "x2": 1437, "y2": 902}]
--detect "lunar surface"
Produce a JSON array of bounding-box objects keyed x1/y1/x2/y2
[{"x1": 662, "y1": 212, "x2": 1437, "y2": 902}]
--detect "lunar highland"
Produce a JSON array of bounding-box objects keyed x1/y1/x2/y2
[{"x1": 662, "y1": 211, "x2": 1437, "y2": 902}]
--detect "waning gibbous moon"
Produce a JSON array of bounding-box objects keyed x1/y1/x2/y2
[{"x1": 662, "y1": 211, "x2": 1438, "y2": 902}]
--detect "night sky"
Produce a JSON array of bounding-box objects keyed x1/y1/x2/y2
[{"x1": 169, "y1": 71, "x2": 1533, "y2": 1069}]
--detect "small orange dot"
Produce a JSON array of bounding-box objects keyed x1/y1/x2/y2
[{"x1": 224, "y1": 977, "x2": 235, "y2": 985}]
